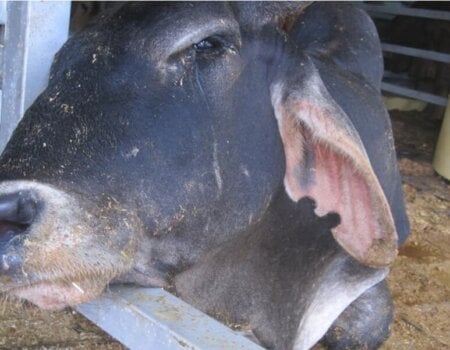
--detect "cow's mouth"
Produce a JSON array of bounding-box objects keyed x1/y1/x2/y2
[
  {"x1": 4, "y1": 278, "x2": 109, "y2": 310},
  {"x1": 0, "y1": 220, "x2": 116, "y2": 310}
]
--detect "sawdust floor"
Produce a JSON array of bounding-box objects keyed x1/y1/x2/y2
[
  {"x1": 381, "y1": 110, "x2": 450, "y2": 350},
  {"x1": 0, "y1": 110, "x2": 448, "y2": 349}
]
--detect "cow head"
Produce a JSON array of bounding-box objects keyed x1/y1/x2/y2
[{"x1": 0, "y1": 2, "x2": 408, "y2": 347}]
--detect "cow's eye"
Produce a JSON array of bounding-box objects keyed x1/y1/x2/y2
[{"x1": 193, "y1": 37, "x2": 226, "y2": 55}]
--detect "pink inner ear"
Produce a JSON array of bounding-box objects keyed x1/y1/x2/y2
[{"x1": 273, "y1": 87, "x2": 398, "y2": 267}]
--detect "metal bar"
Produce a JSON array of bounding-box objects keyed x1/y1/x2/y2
[
  {"x1": 381, "y1": 43, "x2": 450, "y2": 64},
  {"x1": 76, "y1": 285, "x2": 263, "y2": 350},
  {"x1": 0, "y1": 1, "x2": 71, "y2": 152},
  {"x1": 362, "y1": 4, "x2": 450, "y2": 21},
  {"x1": 381, "y1": 82, "x2": 448, "y2": 106},
  {"x1": 0, "y1": 1, "x2": 27, "y2": 152},
  {"x1": 383, "y1": 70, "x2": 411, "y2": 81},
  {"x1": 0, "y1": 1, "x2": 6, "y2": 24}
]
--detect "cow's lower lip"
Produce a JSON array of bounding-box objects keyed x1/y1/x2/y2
[{"x1": 8, "y1": 280, "x2": 104, "y2": 310}]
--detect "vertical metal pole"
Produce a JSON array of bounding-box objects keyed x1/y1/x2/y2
[
  {"x1": 0, "y1": 1, "x2": 71, "y2": 152},
  {"x1": 433, "y1": 96, "x2": 450, "y2": 180},
  {"x1": 0, "y1": 1, "x2": 6, "y2": 115}
]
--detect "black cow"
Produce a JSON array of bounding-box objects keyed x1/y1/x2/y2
[{"x1": 0, "y1": 2, "x2": 409, "y2": 349}]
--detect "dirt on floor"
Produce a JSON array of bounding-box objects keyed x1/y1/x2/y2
[
  {"x1": 0, "y1": 109, "x2": 449, "y2": 349},
  {"x1": 381, "y1": 110, "x2": 450, "y2": 350}
]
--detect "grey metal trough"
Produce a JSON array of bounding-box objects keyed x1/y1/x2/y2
[{"x1": 76, "y1": 286, "x2": 263, "y2": 350}]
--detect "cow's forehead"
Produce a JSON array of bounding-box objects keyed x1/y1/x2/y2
[
  {"x1": 100, "y1": 1, "x2": 310, "y2": 33},
  {"x1": 53, "y1": 1, "x2": 311, "y2": 74},
  {"x1": 57, "y1": 3, "x2": 241, "y2": 71}
]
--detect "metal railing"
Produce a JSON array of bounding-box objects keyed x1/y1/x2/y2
[
  {"x1": 361, "y1": 2, "x2": 450, "y2": 108},
  {"x1": 0, "y1": 0, "x2": 71, "y2": 152}
]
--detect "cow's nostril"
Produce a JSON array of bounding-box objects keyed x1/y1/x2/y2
[
  {"x1": 0, "y1": 191, "x2": 37, "y2": 274},
  {"x1": 0, "y1": 191, "x2": 38, "y2": 225},
  {"x1": 0, "y1": 191, "x2": 38, "y2": 254}
]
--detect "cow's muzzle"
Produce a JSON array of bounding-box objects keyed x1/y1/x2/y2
[
  {"x1": 0, "y1": 180, "x2": 138, "y2": 309},
  {"x1": 0, "y1": 190, "x2": 40, "y2": 274}
]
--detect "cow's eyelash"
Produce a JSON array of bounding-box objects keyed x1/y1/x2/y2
[
  {"x1": 194, "y1": 37, "x2": 223, "y2": 52},
  {"x1": 192, "y1": 35, "x2": 238, "y2": 57}
]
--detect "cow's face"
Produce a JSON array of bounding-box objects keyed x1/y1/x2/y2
[
  {"x1": 0, "y1": 2, "x2": 408, "y2": 328},
  {"x1": 0, "y1": 2, "x2": 289, "y2": 308}
]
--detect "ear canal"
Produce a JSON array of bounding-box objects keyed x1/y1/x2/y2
[{"x1": 270, "y1": 71, "x2": 398, "y2": 267}]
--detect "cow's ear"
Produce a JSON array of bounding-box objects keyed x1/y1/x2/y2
[
  {"x1": 270, "y1": 69, "x2": 398, "y2": 267},
  {"x1": 289, "y1": 3, "x2": 384, "y2": 89}
]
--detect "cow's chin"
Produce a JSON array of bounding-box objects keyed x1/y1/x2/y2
[{"x1": 12, "y1": 280, "x2": 107, "y2": 310}]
